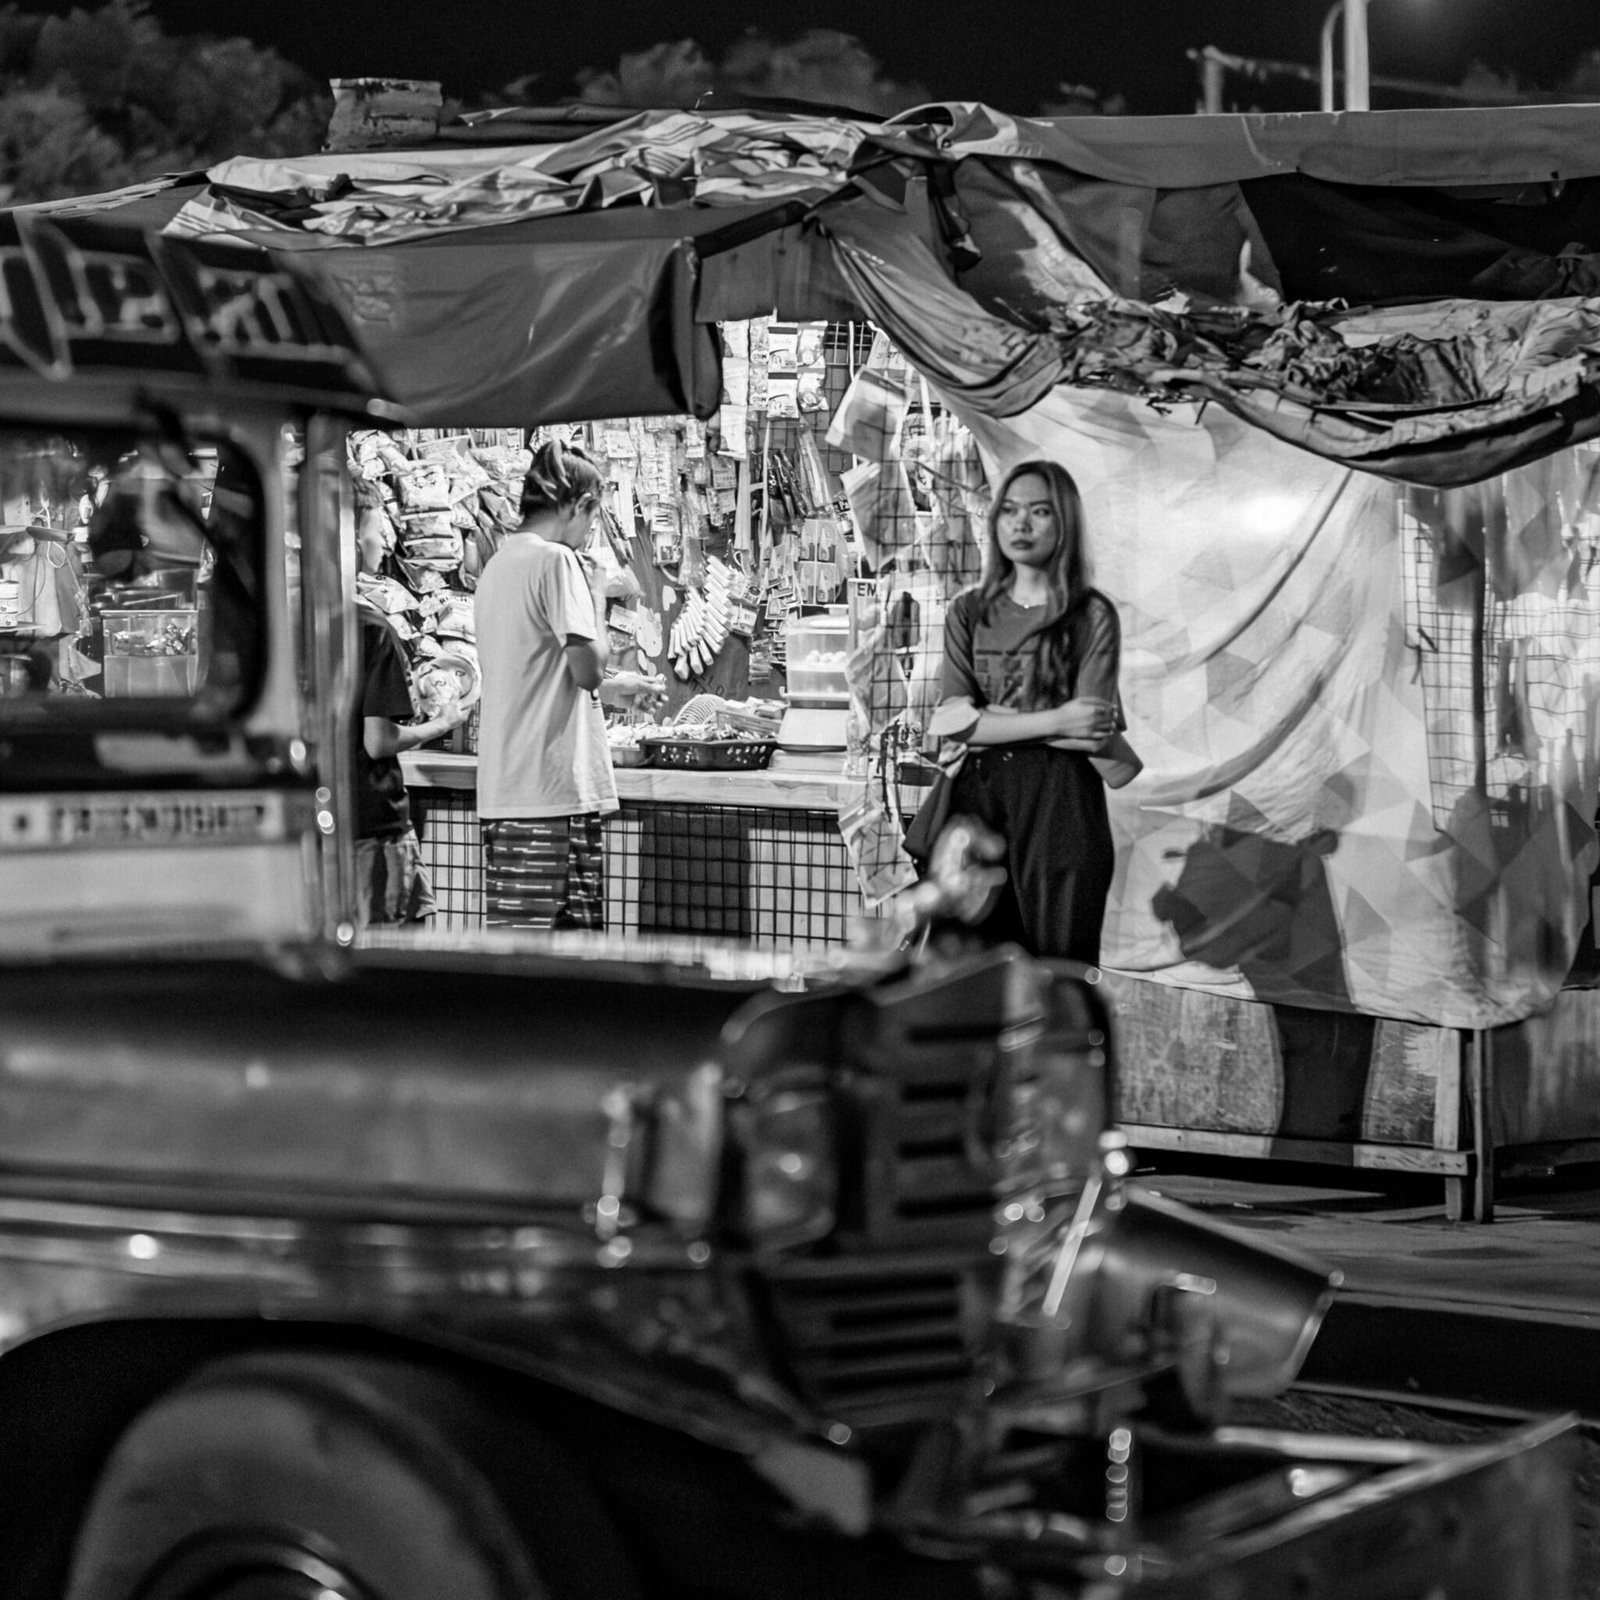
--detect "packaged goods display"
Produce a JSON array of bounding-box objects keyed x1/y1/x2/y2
[
  {"x1": 356, "y1": 324, "x2": 992, "y2": 908},
  {"x1": 346, "y1": 427, "x2": 526, "y2": 736}
]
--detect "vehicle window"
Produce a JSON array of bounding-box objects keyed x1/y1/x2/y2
[{"x1": 0, "y1": 427, "x2": 263, "y2": 715}]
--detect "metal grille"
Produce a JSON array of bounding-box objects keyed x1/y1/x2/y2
[
  {"x1": 760, "y1": 1253, "x2": 987, "y2": 1424},
  {"x1": 864, "y1": 1056, "x2": 1000, "y2": 1240}
]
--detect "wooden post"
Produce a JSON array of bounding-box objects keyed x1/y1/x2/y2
[
  {"x1": 1467, "y1": 516, "x2": 1494, "y2": 1221},
  {"x1": 1469, "y1": 1027, "x2": 1496, "y2": 1223}
]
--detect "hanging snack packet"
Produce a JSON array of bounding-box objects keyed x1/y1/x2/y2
[
  {"x1": 395, "y1": 459, "x2": 452, "y2": 512},
  {"x1": 747, "y1": 633, "x2": 772, "y2": 684}
]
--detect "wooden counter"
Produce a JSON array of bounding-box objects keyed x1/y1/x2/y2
[
  {"x1": 401, "y1": 750, "x2": 849, "y2": 812},
  {"x1": 399, "y1": 748, "x2": 872, "y2": 949}
]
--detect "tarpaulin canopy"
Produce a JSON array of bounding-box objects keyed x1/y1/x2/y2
[{"x1": 22, "y1": 98, "x2": 1600, "y2": 478}]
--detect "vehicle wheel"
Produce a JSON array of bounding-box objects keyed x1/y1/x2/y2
[{"x1": 63, "y1": 1351, "x2": 643, "y2": 1600}]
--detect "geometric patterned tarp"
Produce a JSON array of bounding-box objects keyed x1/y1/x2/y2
[{"x1": 952, "y1": 387, "x2": 1600, "y2": 1028}]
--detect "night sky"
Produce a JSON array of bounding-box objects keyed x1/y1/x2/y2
[{"x1": 61, "y1": 0, "x2": 1600, "y2": 115}]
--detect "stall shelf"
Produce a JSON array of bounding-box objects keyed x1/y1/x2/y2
[{"x1": 401, "y1": 753, "x2": 876, "y2": 949}]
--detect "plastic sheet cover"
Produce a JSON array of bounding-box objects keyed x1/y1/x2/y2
[
  {"x1": 286, "y1": 232, "x2": 720, "y2": 426},
  {"x1": 953, "y1": 387, "x2": 1600, "y2": 1029}
]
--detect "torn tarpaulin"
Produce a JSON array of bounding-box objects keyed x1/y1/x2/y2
[{"x1": 821, "y1": 196, "x2": 1600, "y2": 488}]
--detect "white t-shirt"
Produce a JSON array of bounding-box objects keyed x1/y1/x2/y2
[{"x1": 473, "y1": 533, "x2": 618, "y2": 820}]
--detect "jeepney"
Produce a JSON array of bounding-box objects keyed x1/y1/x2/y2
[{"x1": 0, "y1": 213, "x2": 1576, "y2": 1600}]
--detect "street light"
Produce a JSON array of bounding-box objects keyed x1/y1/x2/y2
[{"x1": 1319, "y1": 0, "x2": 1373, "y2": 111}]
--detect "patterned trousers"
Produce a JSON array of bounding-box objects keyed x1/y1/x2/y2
[{"x1": 481, "y1": 814, "x2": 606, "y2": 932}]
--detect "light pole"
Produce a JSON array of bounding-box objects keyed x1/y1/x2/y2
[
  {"x1": 1319, "y1": 0, "x2": 1373, "y2": 111},
  {"x1": 1319, "y1": 2, "x2": 1343, "y2": 110}
]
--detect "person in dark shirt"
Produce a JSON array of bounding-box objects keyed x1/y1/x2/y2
[
  {"x1": 928, "y1": 459, "x2": 1128, "y2": 964},
  {"x1": 354, "y1": 514, "x2": 466, "y2": 929}
]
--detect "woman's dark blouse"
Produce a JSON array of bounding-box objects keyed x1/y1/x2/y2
[{"x1": 940, "y1": 587, "x2": 1124, "y2": 725}]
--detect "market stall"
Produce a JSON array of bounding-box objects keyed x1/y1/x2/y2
[
  {"x1": 32, "y1": 90, "x2": 1600, "y2": 1212},
  {"x1": 337, "y1": 318, "x2": 959, "y2": 943}
]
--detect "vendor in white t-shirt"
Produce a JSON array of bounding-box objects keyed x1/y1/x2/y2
[{"x1": 473, "y1": 440, "x2": 661, "y2": 931}]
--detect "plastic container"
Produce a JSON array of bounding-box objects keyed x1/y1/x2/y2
[
  {"x1": 101, "y1": 610, "x2": 199, "y2": 698},
  {"x1": 784, "y1": 609, "x2": 850, "y2": 704}
]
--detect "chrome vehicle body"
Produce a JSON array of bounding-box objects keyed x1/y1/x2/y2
[{"x1": 0, "y1": 217, "x2": 1576, "y2": 1600}]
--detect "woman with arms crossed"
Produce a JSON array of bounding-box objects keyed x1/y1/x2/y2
[{"x1": 929, "y1": 459, "x2": 1129, "y2": 964}]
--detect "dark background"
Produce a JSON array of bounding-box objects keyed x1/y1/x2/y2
[{"x1": 36, "y1": 0, "x2": 1600, "y2": 116}]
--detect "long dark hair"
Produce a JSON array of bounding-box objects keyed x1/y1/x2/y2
[
  {"x1": 519, "y1": 438, "x2": 604, "y2": 518},
  {"x1": 976, "y1": 459, "x2": 1092, "y2": 703}
]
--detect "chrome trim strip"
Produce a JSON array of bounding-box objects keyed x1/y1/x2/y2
[{"x1": 0, "y1": 1194, "x2": 712, "y2": 1285}]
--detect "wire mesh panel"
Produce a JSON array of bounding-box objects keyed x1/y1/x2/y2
[
  {"x1": 606, "y1": 802, "x2": 858, "y2": 947},
  {"x1": 1400, "y1": 488, "x2": 1487, "y2": 828},
  {"x1": 409, "y1": 789, "x2": 482, "y2": 933},
  {"x1": 406, "y1": 786, "x2": 865, "y2": 947},
  {"x1": 1403, "y1": 454, "x2": 1600, "y2": 830}
]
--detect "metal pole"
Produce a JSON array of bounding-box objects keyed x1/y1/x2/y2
[
  {"x1": 1343, "y1": 0, "x2": 1371, "y2": 111},
  {"x1": 1320, "y1": 1, "x2": 1345, "y2": 110},
  {"x1": 1200, "y1": 47, "x2": 1226, "y2": 115}
]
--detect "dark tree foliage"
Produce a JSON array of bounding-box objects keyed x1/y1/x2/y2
[{"x1": 0, "y1": 0, "x2": 327, "y2": 201}]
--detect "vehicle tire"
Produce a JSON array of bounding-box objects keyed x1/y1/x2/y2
[{"x1": 62, "y1": 1350, "x2": 643, "y2": 1600}]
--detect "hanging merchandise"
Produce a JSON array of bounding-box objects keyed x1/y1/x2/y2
[
  {"x1": 747, "y1": 633, "x2": 773, "y2": 684},
  {"x1": 667, "y1": 556, "x2": 731, "y2": 681},
  {"x1": 826, "y1": 364, "x2": 902, "y2": 462},
  {"x1": 841, "y1": 456, "x2": 918, "y2": 573},
  {"x1": 797, "y1": 322, "x2": 828, "y2": 414},
  {"x1": 347, "y1": 425, "x2": 540, "y2": 715},
  {"x1": 831, "y1": 352, "x2": 921, "y2": 572},
  {"x1": 766, "y1": 321, "x2": 800, "y2": 418},
  {"x1": 396, "y1": 557, "x2": 449, "y2": 594},
  {"x1": 730, "y1": 457, "x2": 753, "y2": 562},
  {"x1": 357, "y1": 574, "x2": 418, "y2": 616},
  {"x1": 718, "y1": 319, "x2": 750, "y2": 461},
  {"x1": 600, "y1": 423, "x2": 636, "y2": 464},
  {"x1": 794, "y1": 428, "x2": 834, "y2": 515},
  {"x1": 399, "y1": 528, "x2": 463, "y2": 571},
  {"x1": 836, "y1": 780, "x2": 918, "y2": 908},
  {"x1": 679, "y1": 527, "x2": 708, "y2": 591},
  {"x1": 864, "y1": 568, "x2": 950, "y2": 753},
  {"x1": 922, "y1": 415, "x2": 988, "y2": 597},
  {"x1": 393, "y1": 459, "x2": 453, "y2": 513},
  {"x1": 713, "y1": 454, "x2": 742, "y2": 535},
  {"x1": 727, "y1": 565, "x2": 760, "y2": 639},
  {"x1": 651, "y1": 502, "x2": 683, "y2": 570},
  {"x1": 414, "y1": 648, "x2": 481, "y2": 722},
  {"x1": 434, "y1": 594, "x2": 476, "y2": 643},
  {"x1": 796, "y1": 514, "x2": 844, "y2": 606},
  {"x1": 846, "y1": 620, "x2": 910, "y2": 740},
  {"x1": 747, "y1": 317, "x2": 771, "y2": 420}
]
